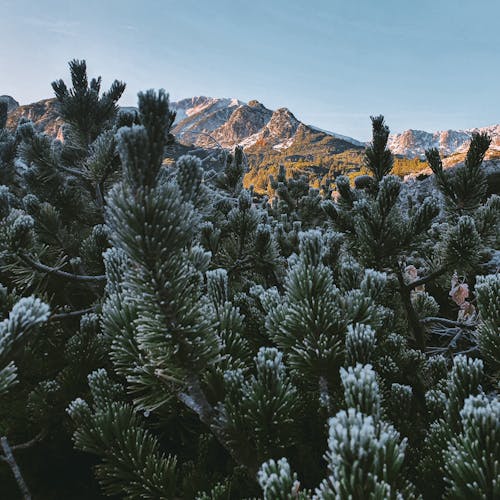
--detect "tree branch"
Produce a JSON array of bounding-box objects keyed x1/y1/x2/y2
[
  {"x1": 59, "y1": 165, "x2": 88, "y2": 179},
  {"x1": 319, "y1": 376, "x2": 332, "y2": 414},
  {"x1": 405, "y1": 266, "x2": 447, "y2": 290},
  {"x1": 421, "y1": 317, "x2": 477, "y2": 330},
  {"x1": 0, "y1": 436, "x2": 32, "y2": 500},
  {"x1": 10, "y1": 429, "x2": 47, "y2": 452},
  {"x1": 21, "y1": 254, "x2": 106, "y2": 283},
  {"x1": 49, "y1": 306, "x2": 97, "y2": 321},
  {"x1": 162, "y1": 372, "x2": 258, "y2": 473},
  {"x1": 395, "y1": 266, "x2": 426, "y2": 350}
]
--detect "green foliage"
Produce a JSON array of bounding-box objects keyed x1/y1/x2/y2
[
  {"x1": 443, "y1": 394, "x2": 500, "y2": 499},
  {"x1": 265, "y1": 230, "x2": 347, "y2": 386},
  {"x1": 68, "y1": 372, "x2": 178, "y2": 499},
  {"x1": 345, "y1": 323, "x2": 377, "y2": 365},
  {"x1": 426, "y1": 132, "x2": 491, "y2": 215},
  {"x1": 220, "y1": 348, "x2": 300, "y2": 467},
  {"x1": 364, "y1": 115, "x2": 394, "y2": 183},
  {"x1": 52, "y1": 59, "x2": 126, "y2": 149},
  {"x1": 258, "y1": 458, "x2": 309, "y2": 499},
  {"x1": 216, "y1": 146, "x2": 247, "y2": 196},
  {"x1": 0, "y1": 296, "x2": 50, "y2": 394},
  {"x1": 475, "y1": 274, "x2": 500, "y2": 374},
  {"x1": 318, "y1": 409, "x2": 412, "y2": 499},
  {"x1": 1, "y1": 62, "x2": 499, "y2": 500}
]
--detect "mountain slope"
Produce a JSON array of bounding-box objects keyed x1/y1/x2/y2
[
  {"x1": 388, "y1": 125, "x2": 500, "y2": 159},
  {"x1": 3, "y1": 93, "x2": 499, "y2": 193},
  {"x1": 6, "y1": 98, "x2": 64, "y2": 140},
  {"x1": 170, "y1": 96, "x2": 243, "y2": 142},
  {"x1": 0, "y1": 95, "x2": 19, "y2": 112},
  {"x1": 169, "y1": 97, "x2": 365, "y2": 190},
  {"x1": 170, "y1": 96, "x2": 362, "y2": 150}
]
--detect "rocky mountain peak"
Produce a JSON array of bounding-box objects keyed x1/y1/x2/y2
[
  {"x1": 266, "y1": 107, "x2": 300, "y2": 139},
  {"x1": 170, "y1": 97, "x2": 242, "y2": 141},
  {"x1": 247, "y1": 99, "x2": 267, "y2": 110},
  {"x1": 389, "y1": 125, "x2": 500, "y2": 159},
  {"x1": 6, "y1": 98, "x2": 64, "y2": 140},
  {"x1": 0, "y1": 95, "x2": 19, "y2": 112},
  {"x1": 197, "y1": 102, "x2": 272, "y2": 148}
]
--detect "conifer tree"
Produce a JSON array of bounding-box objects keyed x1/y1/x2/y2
[
  {"x1": 1, "y1": 60, "x2": 499, "y2": 499},
  {"x1": 0, "y1": 60, "x2": 122, "y2": 498},
  {"x1": 364, "y1": 115, "x2": 394, "y2": 185}
]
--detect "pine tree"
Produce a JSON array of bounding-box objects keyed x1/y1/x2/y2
[
  {"x1": 0, "y1": 60, "x2": 123, "y2": 498},
  {"x1": 364, "y1": 115, "x2": 394, "y2": 185},
  {"x1": 1, "y1": 61, "x2": 499, "y2": 499}
]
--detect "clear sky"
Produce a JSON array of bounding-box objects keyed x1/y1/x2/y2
[{"x1": 1, "y1": 0, "x2": 499, "y2": 140}]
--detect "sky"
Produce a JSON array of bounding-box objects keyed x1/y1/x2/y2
[{"x1": 1, "y1": 0, "x2": 499, "y2": 141}]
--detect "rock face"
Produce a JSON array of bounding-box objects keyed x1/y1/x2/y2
[
  {"x1": 4, "y1": 94, "x2": 361, "y2": 158},
  {"x1": 6, "y1": 98, "x2": 64, "y2": 140},
  {"x1": 234, "y1": 106, "x2": 301, "y2": 150},
  {"x1": 207, "y1": 101, "x2": 273, "y2": 147},
  {"x1": 170, "y1": 97, "x2": 243, "y2": 143},
  {"x1": 388, "y1": 125, "x2": 500, "y2": 159},
  {"x1": 167, "y1": 97, "x2": 365, "y2": 185},
  {"x1": 170, "y1": 96, "x2": 361, "y2": 151},
  {"x1": 5, "y1": 93, "x2": 499, "y2": 188},
  {"x1": 0, "y1": 95, "x2": 19, "y2": 112}
]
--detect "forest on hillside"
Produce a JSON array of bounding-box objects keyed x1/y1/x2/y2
[{"x1": 0, "y1": 61, "x2": 499, "y2": 499}]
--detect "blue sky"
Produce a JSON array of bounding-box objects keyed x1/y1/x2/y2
[{"x1": 1, "y1": 0, "x2": 499, "y2": 140}]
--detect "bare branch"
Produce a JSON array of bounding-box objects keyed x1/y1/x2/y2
[
  {"x1": 21, "y1": 254, "x2": 106, "y2": 283},
  {"x1": 405, "y1": 266, "x2": 448, "y2": 290},
  {"x1": 183, "y1": 130, "x2": 229, "y2": 165},
  {"x1": 10, "y1": 429, "x2": 47, "y2": 452},
  {"x1": 421, "y1": 317, "x2": 477, "y2": 329},
  {"x1": 49, "y1": 306, "x2": 97, "y2": 321},
  {"x1": 1, "y1": 436, "x2": 32, "y2": 500}
]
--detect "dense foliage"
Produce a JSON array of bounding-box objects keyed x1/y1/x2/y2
[
  {"x1": 244, "y1": 149, "x2": 430, "y2": 194},
  {"x1": 0, "y1": 61, "x2": 499, "y2": 499}
]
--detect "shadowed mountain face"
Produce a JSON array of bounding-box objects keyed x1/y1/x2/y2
[{"x1": 0, "y1": 95, "x2": 19, "y2": 112}]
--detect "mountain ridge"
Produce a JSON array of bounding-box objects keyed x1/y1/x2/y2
[
  {"x1": 169, "y1": 96, "x2": 363, "y2": 149},
  {"x1": 5, "y1": 93, "x2": 500, "y2": 160},
  {"x1": 3, "y1": 94, "x2": 499, "y2": 192},
  {"x1": 388, "y1": 125, "x2": 500, "y2": 159}
]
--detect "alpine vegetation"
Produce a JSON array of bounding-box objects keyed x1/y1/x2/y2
[{"x1": 0, "y1": 61, "x2": 499, "y2": 499}]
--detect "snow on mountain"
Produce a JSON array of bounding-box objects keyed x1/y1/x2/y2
[
  {"x1": 170, "y1": 97, "x2": 244, "y2": 141},
  {"x1": 388, "y1": 125, "x2": 500, "y2": 158},
  {"x1": 6, "y1": 91, "x2": 499, "y2": 170},
  {"x1": 202, "y1": 100, "x2": 273, "y2": 148},
  {"x1": 171, "y1": 96, "x2": 363, "y2": 151},
  {"x1": 4, "y1": 93, "x2": 362, "y2": 158}
]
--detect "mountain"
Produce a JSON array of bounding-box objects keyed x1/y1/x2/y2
[
  {"x1": 169, "y1": 97, "x2": 365, "y2": 191},
  {"x1": 3, "y1": 93, "x2": 499, "y2": 193},
  {"x1": 5, "y1": 97, "x2": 64, "y2": 140},
  {"x1": 5, "y1": 93, "x2": 500, "y2": 162},
  {"x1": 388, "y1": 125, "x2": 500, "y2": 161},
  {"x1": 308, "y1": 125, "x2": 365, "y2": 147},
  {"x1": 170, "y1": 96, "x2": 362, "y2": 150},
  {"x1": 0, "y1": 95, "x2": 19, "y2": 112},
  {"x1": 171, "y1": 97, "x2": 244, "y2": 142}
]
